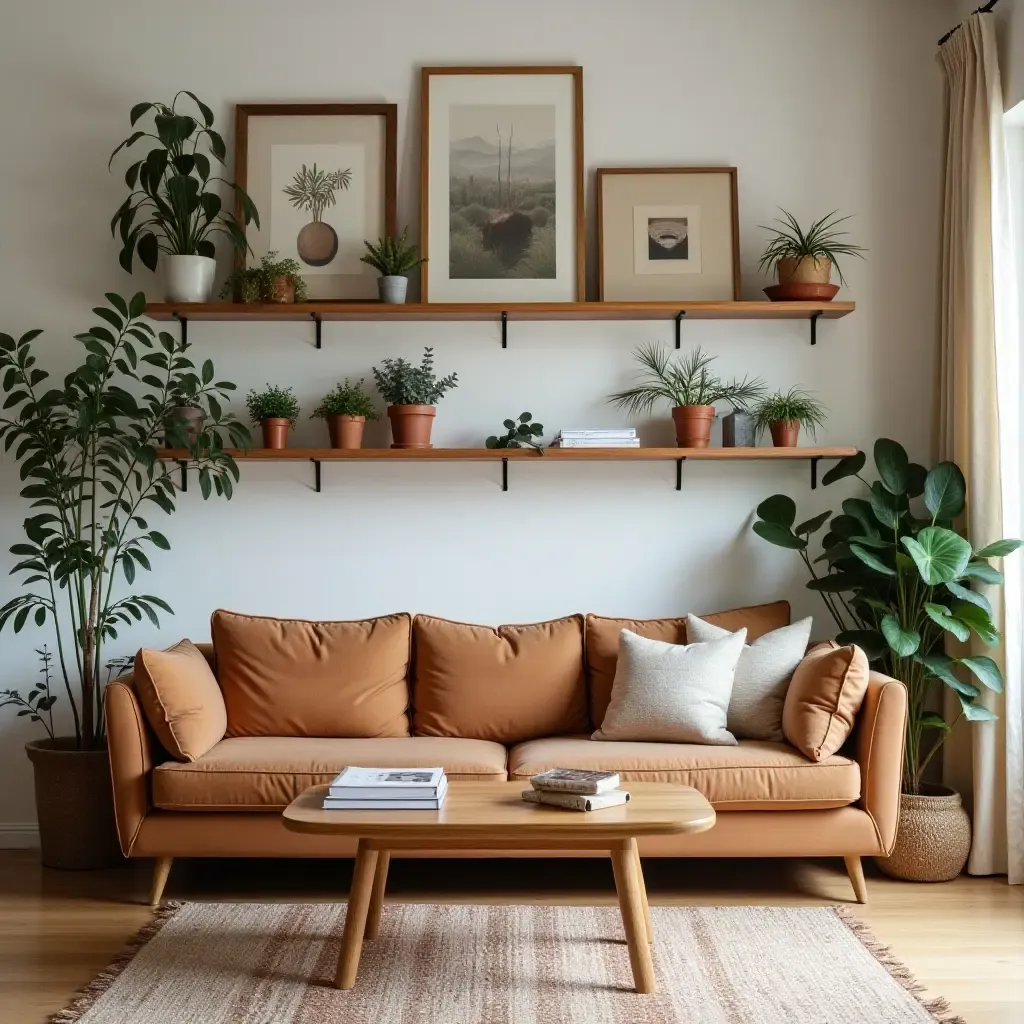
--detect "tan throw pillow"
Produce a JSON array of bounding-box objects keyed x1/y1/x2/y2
[
  {"x1": 593, "y1": 629, "x2": 746, "y2": 745},
  {"x1": 134, "y1": 639, "x2": 226, "y2": 762},
  {"x1": 782, "y1": 641, "x2": 870, "y2": 760},
  {"x1": 412, "y1": 614, "x2": 588, "y2": 744},
  {"x1": 212, "y1": 610, "x2": 411, "y2": 738}
]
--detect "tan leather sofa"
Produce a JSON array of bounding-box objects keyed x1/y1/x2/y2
[{"x1": 105, "y1": 603, "x2": 906, "y2": 906}]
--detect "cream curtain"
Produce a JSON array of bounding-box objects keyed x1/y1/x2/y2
[{"x1": 938, "y1": 13, "x2": 1023, "y2": 882}]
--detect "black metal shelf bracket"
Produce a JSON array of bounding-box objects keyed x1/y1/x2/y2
[
  {"x1": 676, "y1": 457, "x2": 687, "y2": 490},
  {"x1": 311, "y1": 313, "x2": 323, "y2": 350},
  {"x1": 177, "y1": 460, "x2": 188, "y2": 492},
  {"x1": 810, "y1": 457, "x2": 822, "y2": 490},
  {"x1": 809, "y1": 311, "x2": 822, "y2": 346},
  {"x1": 312, "y1": 459, "x2": 322, "y2": 492},
  {"x1": 173, "y1": 313, "x2": 188, "y2": 346},
  {"x1": 501, "y1": 311, "x2": 508, "y2": 349},
  {"x1": 501, "y1": 457, "x2": 508, "y2": 491},
  {"x1": 674, "y1": 310, "x2": 686, "y2": 349}
]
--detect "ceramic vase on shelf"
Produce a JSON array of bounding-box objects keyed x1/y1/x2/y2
[
  {"x1": 261, "y1": 418, "x2": 290, "y2": 450},
  {"x1": 388, "y1": 405, "x2": 435, "y2": 448},
  {"x1": 327, "y1": 414, "x2": 365, "y2": 450},
  {"x1": 769, "y1": 421, "x2": 801, "y2": 447},
  {"x1": 722, "y1": 411, "x2": 755, "y2": 447},
  {"x1": 671, "y1": 405, "x2": 715, "y2": 448},
  {"x1": 163, "y1": 255, "x2": 216, "y2": 303},
  {"x1": 876, "y1": 785, "x2": 972, "y2": 882},
  {"x1": 378, "y1": 276, "x2": 408, "y2": 304}
]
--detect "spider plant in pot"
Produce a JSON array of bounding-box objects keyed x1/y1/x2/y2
[
  {"x1": 360, "y1": 227, "x2": 427, "y2": 304},
  {"x1": 109, "y1": 91, "x2": 260, "y2": 303},
  {"x1": 758, "y1": 209, "x2": 866, "y2": 300},
  {"x1": 311, "y1": 378, "x2": 379, "y2": 449},
  {"x1": 371, "y1": 347, "x2": 458, "y2": 448},
  {"x1": 752, "y1": 387, "x2": 827, "y2": 448},
  {"x1": 609, "y1": 344, "x2": 765, "y2": 449},
  {"x1": 246, "y1": 384, "x2": 300, "y2": 450}
]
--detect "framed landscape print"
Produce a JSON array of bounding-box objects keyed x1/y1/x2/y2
[
  {"x1": 235, "y1": 104, "x2": 396, "y2": 300},
  {"x1": 420, "y1": 66, "x2": 584, "y2": 303},
  {"x1": 596, "y1": 167, "x2": 740, "y2": 301}
]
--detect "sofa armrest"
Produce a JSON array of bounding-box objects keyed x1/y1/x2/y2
[
  {"x1": 854, "y1": 671, "x2": 907, "y2": 855},
  {"x1": 105, "y1": 677, "x2": 158, "y2": 857}
]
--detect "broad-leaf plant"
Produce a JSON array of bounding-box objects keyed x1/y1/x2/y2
[
  {"x1": 752, "y1": 439, "x2": 1021, "y2": 792},
  {"x1": 0, "y1": 293, "x2": 248, "y2": 749}
]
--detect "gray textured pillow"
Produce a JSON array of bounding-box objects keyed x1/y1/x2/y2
[
  {"x1": 686, "y1": 614, "x2": 813, "y2": 742},
  {"x1": 592, "y1": 628, "x2": 746, "y2": 745}
]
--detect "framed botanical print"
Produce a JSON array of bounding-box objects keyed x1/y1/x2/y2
[
  {"x1": 596, "y1": 167, "x2": 740, "y2": 301},
  {"x1": 420, "y1": 66, "x2": 585, "y2": 303},
  {"x1": 234, "y1": 104, "x2": 397, "y2": 300}
]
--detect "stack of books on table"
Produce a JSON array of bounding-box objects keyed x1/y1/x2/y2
[
  {"x1": 550, "y1": 429, "x2": 639, "y2": 449},
  {"x1": 322, "y1": 767, "x2": 447, "y2": 810},
  {"x1": 521, "y1": 769, "x2": 630, "y2": 811}
]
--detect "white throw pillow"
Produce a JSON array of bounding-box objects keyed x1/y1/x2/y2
[
  {"x1": 686, "y1": 614, "x2": 813, "y2": 742},
  {"x1": 592, "y1": 628, "x2": 746, "y2": 745}
]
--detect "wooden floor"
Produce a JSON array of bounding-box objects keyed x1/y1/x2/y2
[{"x1": 0, "y1": 850, "x2": 1021, "y2": 1023}]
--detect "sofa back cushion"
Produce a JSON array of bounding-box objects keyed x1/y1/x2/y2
[
  {"x1": 411, "y1": 614, "x2": 588, "y2": 744},
  {"x1": 212, "y1": 610, "x2": 411, "y2": 738},
  {"x1": 585, "y1": 600, "x2": 791, "y2": 727}
]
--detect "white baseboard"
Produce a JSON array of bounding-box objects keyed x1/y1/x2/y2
[{"x1": 0, "y1": 823, "x2": 40, "y2": 848}]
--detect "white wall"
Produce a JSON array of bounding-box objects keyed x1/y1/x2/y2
[
  {"x1": 0, "y1": 0, "x2": 952, "y2": 837},
  {"x1": 995, "y1": 0, "x2": 1024, "y2": 109}
]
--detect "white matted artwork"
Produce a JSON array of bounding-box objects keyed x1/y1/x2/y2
[
  {"x1": 633, "y1": 205, "x2": 702, "y2": 275},
  {"x1": 235, "y1": 105, "x2": 396, "y2": 301}
]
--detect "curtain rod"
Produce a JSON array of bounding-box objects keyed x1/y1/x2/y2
[{"x1": 938, "y1": 0, "x2": 1001, "y2": 47}]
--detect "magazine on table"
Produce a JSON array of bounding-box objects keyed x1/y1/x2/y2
[
  {"x1": 328, "y1": 766, "x2": 446, "y2": 800},
  {"x1": 522, "y1": 788, "x2": 630, "y2": 812},
  {"x1": 530, "y1": 769, "x2": 621, "y2": 795}
]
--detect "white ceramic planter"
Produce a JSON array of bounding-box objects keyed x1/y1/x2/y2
[
  {"x1": 164, "y1": 255, "x2": 216, "y2": 303},
  {"x1": 378, "y1": 275, "x2": 408, "y2": 304}
]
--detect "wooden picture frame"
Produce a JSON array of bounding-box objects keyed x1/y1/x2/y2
[
  {"x1": 420, "y1": 66, "x2": 585, "y2": 303},
  {"x1": 234, "y1": 104, "x2": 397, "y2": 301},
  {"x1": 596, "y1": 167, "x2": 740, "y2": 302}
]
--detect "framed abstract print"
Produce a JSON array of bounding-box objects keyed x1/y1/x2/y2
[
  {"x1": 596, "y1": 167, "x2": 740, "y2": 301},
  {"x1": 420, "y1": 66, "x2": 584, "y2": 303},
  {"x1": 234, "y1": 104, "x2": 397, "y2": 301}
]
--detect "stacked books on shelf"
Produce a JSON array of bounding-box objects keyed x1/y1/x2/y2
[
  {"x1": 521, "y1": 768, "x2": 630, "y2": 811},
  {"x1": 322, "y1": 767, "x2": 447, "y2": 810},
  {"x1": 550, "y1": 429, "x2": 639, "y2": 449}
]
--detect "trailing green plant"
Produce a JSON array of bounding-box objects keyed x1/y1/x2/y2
[
  {"x1": 486, "y1": 412, "x2": 545, "y2": 453},
  {"x1": 757, "y1": 209, "x2": 866, "y2": 285},
  {"x1": 360, "y1": 227, "x2": 427, "y2": 277},
  {"x1": 246, "y1": 385, "x2": 300, "y2": 425},
  {"x1": 220, "y1": 251, "x2": 308, "y2": 303},
  {"x1": 751, "y1": 438, "x2": 1021, "y2": 793},
  {"x1": 752, "y1": 387, "x2": 827, "y2": 439},
  {"x1": 0, "y1": 293, "x2": 247, "y2": 749},
  {"x1": 109, "y1": 91, "x2": 259, "y2": 271},
  {"x1": 284, "y1": 164, "x2": 352, "y2": 222},
  {"x1": 372, "y1": 347, "x2": 458, "y2": 406},
  {"x1": 609, "y1": 344, "x2": 765, "y2": 415},
  {"x1": 311, "y1": 379, "x2": 379, "y2": 420}
]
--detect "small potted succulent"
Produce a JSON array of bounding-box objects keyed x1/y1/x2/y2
[
  {"x1": 221, "y1": 251, "x2": 309, "y2": 304},
  {"x1": 360, "y1": 227, "x2": 427, "y2": 304},
  {"x1": 311, "y1": 378, "x2": 379, "y2": 449},
  {"x1": 371, "y1": 347, "x2": 458, "y2": 448},
  {"x1": 758, "y1": 209, "x2": 866, "y2": 300},
  {"x1": 609, "y1": 344, "x2": 764, "y2": 449},
  {"x1": 752, "y1": 387, "x2": 827, "y2": 447},
  {"x1": 486, "y1": 412, "x2": 545, "y2": 453},
  {"x1": 246, "y1": 384, "x2": 300, "y2": 450}
]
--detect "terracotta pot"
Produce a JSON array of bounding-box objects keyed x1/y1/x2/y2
[
  {"x1": 327, "y1": 414, "x2": 366, "y2": 449},
  {"x1": 876, "y1": 784, "x2": 972, "y2": 882},
  {"x1": 164, "y1": 406, "x2": 204, "y2": 448},
  {"x1": 777, "y1": 256, "x2": 832, "y2": 286},
  {"x1": 671, "y1": 405, "x2": 715, "y2": 448},
  {"x1": 388, "y1": 404, "x2": 436, "y2": 449},
  {"x1": 261, "y1": 418, "x2": 291, "y2": 450},
  {"x1": 769, "y1": 420, "x2": 801, "y2": 447},
  {"x1": 26, "y1": 738, "x2": 122, "y2": 869},
  {"x1": 270, "y1": 276, "x2": 295, "y2": 304}
]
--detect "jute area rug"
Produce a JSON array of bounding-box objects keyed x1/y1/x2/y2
[{"x1": 54, "y1": 902, "x2": 962, "y2": 1024}]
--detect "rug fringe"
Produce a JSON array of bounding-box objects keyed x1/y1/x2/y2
[
  {"x1": 832, "y1": 906, "x2": 967, "y2": 1024},
  {"x1": 48, "y1": 901, "x2": 184, "y2": 1024}
]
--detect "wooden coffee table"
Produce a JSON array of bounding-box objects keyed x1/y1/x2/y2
[{"x1": 283, "y1": 780, "x2": 714, "y2": 994}]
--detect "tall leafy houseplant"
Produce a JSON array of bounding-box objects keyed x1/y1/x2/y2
[{"x1": 751, "y1": 439, "x2": 1020, "y2": 793}]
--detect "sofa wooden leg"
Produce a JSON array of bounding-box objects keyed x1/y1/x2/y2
[
  {"x1": 844, "y1": 855, "x2": 867, "y2": 904},
  {"x1": 149, "y1": 856, "x2": 173, "y2": 907}
]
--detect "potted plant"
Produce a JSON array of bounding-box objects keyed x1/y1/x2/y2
[
  {"x1": 751, "y1": 439, "x2": 1021, "y2": 881},
  {"x1": 109, "y1": 92, "x2": 260, "y2": 303},
  {"x1": 0, "y1": 292, "x2": 246, "y2": 868},
  {"x1": 758, "y1": 209, "x2": 866, "y2": 300},
  {"x1": 751, "y1": 387, "x2": 827, "y2": 447},
  {"x1": 360, "y1": 227, "x2": 428, "y2": 304},
  {"x1": 371, "y1": 347, "x2": 458, "y2": 448},
  {"x1": 284, "y1": 163, "x2": 352, "y2": 266},
  {"x1": 164, "y1": 389, "x2": 204, "y2": 448},
  {"x1": 220, "y1": 250, "x2": 309, "y2": 305},
  {"x1": 608, "y1": 343, "x2": 764, "y2": 449},
  {"x1": 311, "y1": 378, "x2": 379, "y2": 449},
  {"x1": 486, "y1": 412, "x2": 545, "y2": 453},
  {"x1": 246, "y1": 385, "x2": 300, "y2": 450}
]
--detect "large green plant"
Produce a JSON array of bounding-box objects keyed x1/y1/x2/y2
[
  {"x1": 109, "y1": 91, "x2": 259, "y2": 271},
  {"x1": 0, "y1": 293, "x2": 248, "y2": 749},
  {"x1": 752, "y1": 439, "x2": 1020, "y2": 792}
]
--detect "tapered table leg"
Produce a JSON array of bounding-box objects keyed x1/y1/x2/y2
[
  {"x1": 632, "y1": 842, "x2": 653, "y2": 944},
  {"x1": 335, "y1": 840, "x2": 378, "y2": 989},
  {"x1": 611, "y1": 838, "x2": 656, "y2": 993},
  {"x1": 365, "y1": 851, "x2": 390, "y2": 940}
]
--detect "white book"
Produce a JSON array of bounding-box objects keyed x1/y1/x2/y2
[
  {"x1": 522, "y1": 788, "x2": 631, "y2": 812},
  {"x1": 553, "y1": 438, "x2": 641, "y2": 448},
  {"x1": 322, "y1": 793, "x2": 447, "y2": 811},
  {"x1": 328, "y1": 766, "x2": 445, "y2": 800},
  {"x1": 530, "y1": 769, "x2": 621, "y2": 795},
  {"x1": 560, "y1": 429, "x2": 637, "y2": 438},
  {"x1": 328, "y1": 775, "x2": 448, "y2": 801}
]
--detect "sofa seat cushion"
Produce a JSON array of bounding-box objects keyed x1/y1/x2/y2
[
  {"x1": 507, "y1": 736, "x2": 860, "y2": 811},
  {"x1": 152, "y1": 736, "x2": 507, "y2": 811}
]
